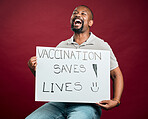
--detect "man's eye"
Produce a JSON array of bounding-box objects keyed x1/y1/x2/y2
[
  {"x1": 82, "y1": 13, "x2": 86, "y2": 15},
  {"x1": 73, "y1": 12, "x2": 77, "y2": 14}
]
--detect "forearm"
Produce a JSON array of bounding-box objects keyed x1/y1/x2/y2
[{"x1": 111, "y1": 67, "x2": 124, "y2": 101}]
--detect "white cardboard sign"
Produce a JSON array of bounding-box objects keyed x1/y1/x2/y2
[{"x1": 35, "y1": 46, "x2": 110, "y2": 103}]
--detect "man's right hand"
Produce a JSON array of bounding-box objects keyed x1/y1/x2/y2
[{"x1": 28, "y1": 56, "x2": 37, "y2": 76}]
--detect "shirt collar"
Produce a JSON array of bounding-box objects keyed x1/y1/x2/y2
[{"x1": 67, "y1": 32, "x2": 95, "y2": 45}]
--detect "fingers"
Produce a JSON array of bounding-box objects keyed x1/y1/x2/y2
[
  {"x1": 97, "y1": 103, "x2": 106, "y2": 107},
  {"x1": 97, "y1": 102, "x2": 109, "y2": 110},
  {"x1": 30, "y1": 56, "x2": 37, "y2": 62},
  {"x1": 96, "y1": 100, "x2": 108, "y2": 108},
  {"x1": 28, "y1": 56, "x2": 37, "y2": 70},
  {"x1": 99, "y1": 100, "x2": 109, "y2": 104},
  {"x1": 97, "y1": 100, "x2": 112, "y2": 110},
  {"x1": 97, "y1": 100, "x2": 119, "y2": 110},
  {"x1": 31, "y1": 60, "x2": 37, "y2": 67}
]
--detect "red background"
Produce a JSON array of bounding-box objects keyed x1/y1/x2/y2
[{"x1": 0, "y1": 0, "x2": 148, "y2": 118}]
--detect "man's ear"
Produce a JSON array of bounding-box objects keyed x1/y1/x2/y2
[{"x1": 89, "y1": 20, "x2": 93, "y2": 27}]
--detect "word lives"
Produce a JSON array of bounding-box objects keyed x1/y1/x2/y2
[{"x1": 42, "y1": 82, "x2": 99, "y2": 93}]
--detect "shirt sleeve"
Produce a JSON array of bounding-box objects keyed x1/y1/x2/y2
[{"x1": 105, "y1": 43, "x2": 118, "y2": 70}]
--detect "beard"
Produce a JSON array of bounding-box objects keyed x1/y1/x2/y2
[{"x1": 71, "y1": 18, "x2": 84, "y2": 34}]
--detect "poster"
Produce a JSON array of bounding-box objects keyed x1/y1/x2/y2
[{"x1": 35, "y1": 46, "x2": 110, "y2": 103}]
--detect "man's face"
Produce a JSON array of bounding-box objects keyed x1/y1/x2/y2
[{"x1": 70, "y1": 6, "x2": 93, "y2": 33}]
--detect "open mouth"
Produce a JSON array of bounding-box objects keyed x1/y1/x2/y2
[
  {"x1": 74, "y1": 19, "x2": 82, "y2": 24},
  {"x1": 73, "y1": 18, "x2": 83, "y2": 27},
  {"x1": 71, "y1": 17, "x2": 84, "y2": 33}
]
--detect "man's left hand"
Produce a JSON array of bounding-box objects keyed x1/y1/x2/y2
[{"x1": 97, "y1": 100, "x2": 119, "y2": 110}]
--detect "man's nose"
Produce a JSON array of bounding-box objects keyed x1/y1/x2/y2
[
  {"x1": 75, "y1": 13, "x2": 81, "y2": 18},
  {"x1": 75, "y1": 12, "x2": 81, "y2": 17}
]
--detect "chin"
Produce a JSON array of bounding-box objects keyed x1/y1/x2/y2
[
  {"x1": 72, "y1": 29, "x2": 83, "y2": 33},
  {"x1": 71, "y1": 27, "x2": 83, "y2": 34}
]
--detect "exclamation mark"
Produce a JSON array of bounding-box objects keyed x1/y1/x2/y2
[{"x1": 92, "y1": 64, "x2": 98, "y2": 78}]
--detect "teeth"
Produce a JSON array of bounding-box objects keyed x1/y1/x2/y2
[
  {"x1": 74, "y1": 19, "x2": 82, "y2": 25},
  {"x1": 75, "y1": 19, "x2": 81, "y2": 22}
]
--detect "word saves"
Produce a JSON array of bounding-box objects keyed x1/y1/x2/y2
[{"x1": 54, "y1": 64, "x2": 86, "y2": 74}]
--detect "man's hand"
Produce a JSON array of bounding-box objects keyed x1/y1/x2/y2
[
  {"x1": 28, "y1": 56, "x2": 37, "y2": 76},
  {"x1": 97, "y1": 100, "x2": 119, "y2": 110}
]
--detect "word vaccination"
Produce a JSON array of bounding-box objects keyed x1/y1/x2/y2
[{"x1": 37, "y1": 48, "x2": 102, "y2": 61}]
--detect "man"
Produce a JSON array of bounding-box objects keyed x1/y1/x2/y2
[{"x1": 26, "y1": 5, "x2": 124, "y2": 119}]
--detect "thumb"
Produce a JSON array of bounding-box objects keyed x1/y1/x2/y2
[{"x1": 99, "y1": 100, "x2": 109, "y2": 104}]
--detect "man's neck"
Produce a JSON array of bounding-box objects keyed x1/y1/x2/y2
[{"x1": 74, "y1": 31, "x2": 90, "y2": 45}]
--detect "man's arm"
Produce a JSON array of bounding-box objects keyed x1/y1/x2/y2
[
  {"x1": 110, "y1": 66, "x2": 124, "y2": 103},
  {"x1": 27, "y1": 56, "x2": 37, "y2": 76},
  {"x1": 97, "y1": 67, "x2": 124, "y2": 110}
]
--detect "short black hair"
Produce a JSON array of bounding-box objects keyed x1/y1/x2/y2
[{"x1": 78, "y1": 5, "x2": 94, "y2": 20}]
